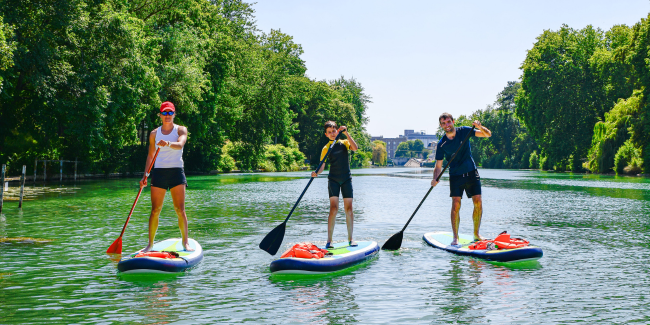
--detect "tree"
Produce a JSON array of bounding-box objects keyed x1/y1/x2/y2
[
  {"x1": 517, "y1": 25, "x2": 608, "y2": 171},
  {"x1": 372, "y1": 140, "x2": 387, "y2": 166},
  {"x1": 395, "y1": 141, "x2": 411, "y2": 158}
]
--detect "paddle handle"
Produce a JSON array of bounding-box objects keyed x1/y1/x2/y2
[
  {"x1": 282, "y1": 132, "x2": 343, "y2": 223},
  {"x1": 118, "y1": 147, "x2": 161, "y2": 237},
  {"x1": 400, "y1": 128, "x2": 475, "y2": 232}
]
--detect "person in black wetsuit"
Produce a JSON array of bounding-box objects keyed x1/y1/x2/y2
[
  {"x1": 431, "y1": 112, "x2": 492, "y2": 247},
  {"x1": 311, "y1": 121, "x2": 359, "y2": 249}
]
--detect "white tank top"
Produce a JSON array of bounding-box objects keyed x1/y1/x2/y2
[{"x1": 154, "y1": 124, "x2": 184, "y2": 168}]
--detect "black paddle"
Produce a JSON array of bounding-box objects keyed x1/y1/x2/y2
[
  {"x1": 382, "y1": 128, "x2": 474, "y2": 250},
  {"x1": 259, "y1": 132, "x2": 343, "y2": 255}
]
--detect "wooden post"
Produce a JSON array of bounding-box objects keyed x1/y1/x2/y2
[
  {"x1": 0, "y1": 164, "x2": 5, "y2": 213},
  {"x1": 60, "y1": 158, "x2": 63, "y2": 183},
  {"x1": 43, "y1": 160, "x2": 46, "y2": 181},
  {"x1": 19, "y1": 165, "x2": 26, "y2": 208},
  {"x1": 34, "y1": 159, "x2": 37, "y2": 182},
  {"x1": 74, "y1": 158, "x2": 77, "y2": 181}
]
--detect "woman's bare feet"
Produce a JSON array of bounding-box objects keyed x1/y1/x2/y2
[{"x1": 183, "y1": 242, "x2": 195, "y2": 252}]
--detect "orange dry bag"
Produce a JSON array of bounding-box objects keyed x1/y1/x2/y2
[
  {"x1": 468, "y1": 240, "x2": 492, "y2": 250},
  {"x1": 280, "y1": 242, "x2": 330, "y2": 259},
  {"x1": 468, "y1": 231, "x2": 530, "y2": 250},
  {"x1": 134, "y1": 251, "x2": 179, "y2": 258},
  {"x1": 493, "y1": 231, "x2": 529, "y2": 249}
]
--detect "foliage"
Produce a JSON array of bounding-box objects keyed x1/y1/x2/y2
[
  {"x1": 516, "y1": 16, "x2": 650, "y2": 174},
  {"x1": 455, "y1": 81, "x2": 538, "y2": 169},
  {"x1": 395, "y1": 139, "x2": 425, "y2": 158},
  {"x1": 0, "y1": 0, "x2": 370, "y2": 176},
  {"x1": 350, "y1": 150, "x2": 371, "y2": 168},
  {"x1": 516, "y1": 25, "x2": 609, "y2": 171},
  {"x1": 585, "y1": 91, "x2": 641, "y2": 173},
  {"x1": 289, "y1": 76, "x2": 370, "y2": 165},
  {"x1": 372, "y1": 140, "x2": 387, "y2": 166},
  {"x1": 614, "y1": 139, "x2": 642, "y2": 174}
]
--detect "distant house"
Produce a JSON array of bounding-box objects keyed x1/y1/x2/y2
[
  {"x1": 371, "y1": 129, "x2": 438, "y2": 159},
  {"x1": 404, "y1": 158, "x2": 421, "y2": 167}
]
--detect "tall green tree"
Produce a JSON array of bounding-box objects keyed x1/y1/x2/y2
[
  {"x1": 372, "y1": 140, "x2": 387, "y2": 166},
  {"x1": 517, "y1": 25, "x2": 608, "y2": 171}
]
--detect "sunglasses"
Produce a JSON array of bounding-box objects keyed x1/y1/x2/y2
[{"x1": 161, "y1": 111, "x2": 175, "y2": 116}]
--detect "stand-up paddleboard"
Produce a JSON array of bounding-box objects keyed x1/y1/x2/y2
[
  {"x1": 270, "y1": 241, "x2": 379, "y2": 274},
  {"x1": 423, "y1": 232, "x2": 543, "y2": 262},
  {"x1": 118, "y1": 238, "x2": 203, "y2": 273}
]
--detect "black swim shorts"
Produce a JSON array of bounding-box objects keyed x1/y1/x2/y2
[
  {"x1": 328, "y1": 178, "x2": 353, "y2": 198},
  {"x1": 150, "y1": 168, "x2": 187, "y2": 190},
  {"x1": 449, "y1": 169, "x2": 481, "y2": 198}
]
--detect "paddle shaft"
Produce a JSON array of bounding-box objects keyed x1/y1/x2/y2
[
  {"x1": 281, "y1": 132, "x2": 343, "y2": 224},
  {"x1": 398, "y1": 128, "x2": 474, "y2": 232},
  {"x1": 117, "y1": 147, "x2": 161, "y2": 238}
]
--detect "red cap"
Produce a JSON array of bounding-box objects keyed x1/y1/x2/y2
[{"x1": 160, "y1": 101, "x2": 175, "y2": 112}]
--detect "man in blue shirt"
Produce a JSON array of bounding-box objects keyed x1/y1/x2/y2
[{"x1": 431, "y1": 113, "x2": 492, "y2": 246}]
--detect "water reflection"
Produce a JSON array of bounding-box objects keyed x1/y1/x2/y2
[{"x1": 269, "y1": 262, "x2": 376, "y2": 324}]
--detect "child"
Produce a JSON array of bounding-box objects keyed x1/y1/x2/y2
[{"x1": 311, "y1": 121, "x2": 359, "y2": 248}]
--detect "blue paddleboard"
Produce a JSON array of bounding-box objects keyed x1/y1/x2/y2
[
  {"x1": 117, "y1": 238, "x2": 203, "y2": 273},
  {"x1": 270, "y1": 241, "x2": 379, "y2": 274},
  {"x1": 423, "y1": 231, "x2": 543, "y2": 262}
]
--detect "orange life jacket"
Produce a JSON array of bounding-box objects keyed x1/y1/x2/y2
[
  {"x1": 280, "y1": 242, "x2": 330, "y2": 259},
  {"x1": 134, "y1": 251, "x2": 179, "y2": 259},
  {"x1": 468, "y1": 231, "x2": 530, "y2": 250}
]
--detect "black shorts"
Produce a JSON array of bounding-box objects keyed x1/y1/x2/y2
[
  {"x1": 449, "y1": 169, "x2": 481, "y2": 198},
  {"x1": 150, "y1": 168, "x2": 187, "y2": 190},
  {"x1": 328, "y1": 178, "x2": 353, "y2": 198}
]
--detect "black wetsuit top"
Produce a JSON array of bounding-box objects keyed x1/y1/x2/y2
[
  {"x1": 435, "y1": 126, "x2": 477, "y2": 176},
  {"x1": 321, "y1": 140, "x2": 352, "y2": 184}
]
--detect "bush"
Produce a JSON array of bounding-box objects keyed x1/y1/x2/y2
[
  {"x1": 540, "y1": 155, "x2": 551, "y2": 170},
  {"x1": 350, "y1": 150, "x2": 372, "y2": 168},
  {"x1": 218, "y1": 142, "x2": 237, "y2": 172},
  {"x1": 263, "y1": 142, "x2": 306, "y2": 172},
  {"x1": 614, "y1": 140, "x2": 643, "y2": 174},
  {"x1": 529, "y1": 151, "x2": 539, "y2": 169}
]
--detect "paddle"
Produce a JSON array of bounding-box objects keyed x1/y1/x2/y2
[
  {"x1": 106, "y1": 147, "x2": 161, "y2": 254},
  {"x1": 259, "y1": 132, "x2": 343, "y2": 256},
  {"x1": 382, "y1": 128, "x2": 474, "y2": 250}
]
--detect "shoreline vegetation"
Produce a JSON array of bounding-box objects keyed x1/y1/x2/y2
[
  {"x1": 433, "y1": 13, "x2": 650, "y2": 176},
  {"x1": 1, "y1": 2, "x2": 649, "y2": 177},
  {"x1": 0, "y1": 0, "x2": 373, "y2": 178}
]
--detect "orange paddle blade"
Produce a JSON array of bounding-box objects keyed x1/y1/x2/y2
[{"x1": 106, "y1": 236, "x2": 123, "y2": 254}]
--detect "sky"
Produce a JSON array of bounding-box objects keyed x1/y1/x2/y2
[{"x1": 252, "y1": 1, "x2": 650, "y2": 138}]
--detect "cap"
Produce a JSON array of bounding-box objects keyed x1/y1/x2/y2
[{"x1": 160, "y1": 101, "x2": 175, "y2": 112}]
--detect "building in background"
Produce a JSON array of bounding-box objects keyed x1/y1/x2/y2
[{"x1": 371, "y1": 130, "x2": 438, "y2": 159}]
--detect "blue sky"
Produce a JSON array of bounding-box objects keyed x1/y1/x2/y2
[{"x1": 252, "y1": 1, "x2": 650, "y2": 138}]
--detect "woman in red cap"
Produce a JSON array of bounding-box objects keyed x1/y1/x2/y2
[{"x1": 140, "y1": 101, "x2": 193, "y2": 252}]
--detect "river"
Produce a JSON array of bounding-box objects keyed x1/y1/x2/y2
[{"x1": 1, "y1": 168, "x2": 648, "y2": 324}]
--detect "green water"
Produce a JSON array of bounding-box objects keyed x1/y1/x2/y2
[{"x1": 1, "y1": 168, "x2": 649, "y2": 324}]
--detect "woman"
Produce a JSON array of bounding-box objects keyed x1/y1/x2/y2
[{"x1": 140, "y1": 101, "x2": 193, "y2": 252}]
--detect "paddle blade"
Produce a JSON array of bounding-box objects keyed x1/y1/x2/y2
[
  {"x1": 382, "y1": 231, "x2": 404, "y2": 250},
  {"x1": 259, "y1": 222, "x2": 286, "y2": 256},
  {"x1": 106, "y1": 236, "x2": 123, "y2": 254}
]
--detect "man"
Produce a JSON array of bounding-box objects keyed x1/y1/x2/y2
[{"x1": 431, "y1": 113, "x2": 491, "y2": 246}]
